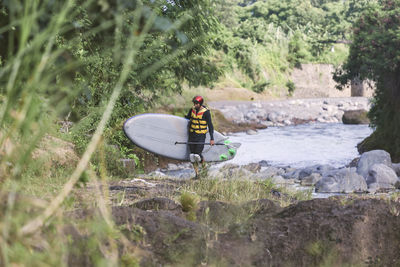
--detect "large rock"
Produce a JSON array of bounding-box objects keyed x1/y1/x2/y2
[
  {"x1": 366, "y1": 164, "x2": 399, "y2": 192},
  {"x1": 392, "y1": 163, "x2": 400, "y2": 176},
  {"x1": 298, "y1": 164, "x2": 336, "y2": 179},
  {"x1": 342, "y1": 109, "x2": 369, "y2": 124},
  {"x1": 315, "y1": 168, "x2": 367, "y2": 193},
  {"x1": 258, "y1": 166, "x2": 285, "y2": 178},
  {"x1": 356, "y1": 150, "x2": 392, "y2": 178},
  {"x1": 300, "y1": 173, "x2": 322, "y2": 186}
]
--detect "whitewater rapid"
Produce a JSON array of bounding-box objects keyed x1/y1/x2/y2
[{"x1": 226, "y1": 123, "x2": 373, "y2": 168}]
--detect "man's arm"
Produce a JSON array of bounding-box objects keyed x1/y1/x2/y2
[
  {"x1": 204, "y1": 110, "x2": 214, "y2": 141},
  {"x1": 185, "y1": 109, "x2": 192, "y2": 120}
]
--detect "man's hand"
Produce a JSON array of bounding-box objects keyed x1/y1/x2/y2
[{"x1": 210, "y1": 139, "x2": 215, "y2": 146}]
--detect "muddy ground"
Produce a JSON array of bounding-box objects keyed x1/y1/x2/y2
[{"x1": 69, "y1": 178, "x2": 400, "y2": 266}]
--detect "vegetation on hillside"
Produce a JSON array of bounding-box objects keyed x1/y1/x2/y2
[{"x1": 210, "y1": 0, "x2": 375, "y2": 94}]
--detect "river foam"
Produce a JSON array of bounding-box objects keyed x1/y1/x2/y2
[{"x1": 226, "y1": 123, "x2": 374, "y2": 168}]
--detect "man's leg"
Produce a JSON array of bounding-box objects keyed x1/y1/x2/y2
[
  {"x1": 188, "y1": 135, "x2": 200, "y2": 179},
  {"x1": 193, "y1": 135, "x2": 206, "y2": 178},
  {"x1": 192, "y1": 161, "x2": 199, "y2": 179}
]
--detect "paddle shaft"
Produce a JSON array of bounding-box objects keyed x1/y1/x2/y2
[{"x1": 174, "y1": 141, "x2": 225, "y2": 146}]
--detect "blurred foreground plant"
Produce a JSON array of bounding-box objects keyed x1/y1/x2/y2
[{"x1": 0, "y1": 0, "x2": 219, "y2": 265}]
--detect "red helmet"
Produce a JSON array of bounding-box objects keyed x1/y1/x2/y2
[{"x1": 192, "y1": 95, "x2": 204, "y2": 105}]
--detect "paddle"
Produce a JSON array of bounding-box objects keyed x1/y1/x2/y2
[{"x1": 174, "y1": 141, "x2": 225, "y2": 145}]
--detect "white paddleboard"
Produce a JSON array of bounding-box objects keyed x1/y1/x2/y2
[{"x1": 123, "y1": 113, "x2": 240, "y2": 162}]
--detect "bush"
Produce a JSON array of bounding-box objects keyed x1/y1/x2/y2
[
  {"x1": 180, "y1": 191, "x2": 199, "y2": 221},
  {"x1": 286, "y1": 80, "x2": 296, "y2": 96}
]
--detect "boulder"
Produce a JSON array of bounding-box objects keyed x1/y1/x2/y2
[
  {"x1": 356, "y1": 150, "x2": 392, "y2": 178},
  {"x1": 315, "y1": 168, "x2": 367, "y2": 193},
  {"x1": 391, "y1": 163, "x2": 400, "y2": 177},
  {"x1": 246, "y1": 129, "x2": 258, "y2": 135},
  {"x1": 283, "y1": 169, "x2": 303, "y2": 180},
  {"x1": 342, "y1": 109, "x2": 369, "y2": 124},
  {"x1": 259, "y1": 166, "x2": 285, "y2": 178},
  {"x1": 219, "y1": 166, "x2": 253, "y2": 179},
  {"x1": 300, "y1": 173, "x2": 322, "y2": 186},
  {"x1": 268, "y1": 175, "x2": 295, "y2": 185},
  {"x1": 243, "y1": 163, "x2": 261, "y2": 173},
  {"x1": 298, "y1": 165, "x2": 336, "y2": 179},
  {"x1": 267, "y1": 112, "x2": 278, "y2": 122},
  {"x1": 366, "y1": 164, "x2": 399, "y2": 191}
]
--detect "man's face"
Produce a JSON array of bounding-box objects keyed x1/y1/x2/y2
[{"x1": 193, "y1": 101, "x2": 201, "y2": 109}]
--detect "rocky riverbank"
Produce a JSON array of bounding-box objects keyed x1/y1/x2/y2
[
  {"x1": 144, "y1": 149, "x2": 400, "y2": 195},
  {"x1": 69, "y1": 97, "x2": 400, "y2": 266},
  {"x1": 209, "y1": 96, "x2": 370, "y2": 128},
  {"x1": 143, "y1": 96, "x2": 400, "y2": 196}
]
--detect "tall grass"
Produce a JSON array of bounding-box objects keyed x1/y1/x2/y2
[
  {"x1": 181, "y1": 178, "x2": 312, "y2": 207},
  {"x1": 0, "y1": 0, "x2": 197, "y2": 265}
]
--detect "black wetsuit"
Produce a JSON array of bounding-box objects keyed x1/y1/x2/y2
[{"x1": 185, "y1": 106, "x2": 214, "y2": 160}]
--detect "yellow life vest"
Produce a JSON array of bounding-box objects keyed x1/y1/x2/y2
[{"x1": 189, "y1": 106, "x2": 208, "y2": 134}]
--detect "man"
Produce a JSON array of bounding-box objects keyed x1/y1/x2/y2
[{"x1": 185, "y1": 95, "x2": 214, "y2": 179}]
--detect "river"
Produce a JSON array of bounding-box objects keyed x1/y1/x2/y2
[{"x1": 226, "y1": 123, "x2": 374, "y2": 168}]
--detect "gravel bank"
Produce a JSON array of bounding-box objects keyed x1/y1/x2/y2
[{"x1": 209, "y1": 97, "x2": 371, "y2": 127}]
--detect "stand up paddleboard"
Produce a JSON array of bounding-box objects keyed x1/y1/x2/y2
[{"x1": 123, "y1": 113, "x2": 240, "y2": 162}]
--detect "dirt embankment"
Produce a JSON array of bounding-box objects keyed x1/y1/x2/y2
[
  {"x1": 69, "y1": 177, "x2": 400, "y2": 266},
  {"x1": 205, "y1": 63, "x2": 375, "y2": 102}
]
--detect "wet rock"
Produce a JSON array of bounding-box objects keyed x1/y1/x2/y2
[
  {"x1": 268, "y1": 175, "x2": 295, "y2": 185},
  {"x1": 298, "y1": 168, "x2": 314, "y2": 180},
  {"x1": 258, "y1": 160, "x2": 271, "y2": 167},
  {"x1": 246, "y1": 129, "x2": 258, "y2": 135},
  {"x1": 163, "y1": 169, "x2": 194, "y2": 179},
  {"x1": 347, "y1": 157, "x2": 359, "y2": 168},
  {"x1": 267, "y1": 112, "x2": 278, "y2": 122},
  {"x1": 356, "y1": 150, "x2": 392, "y2": 178},
  {"x1": 218, "y1": 164, "x2": 253, "y2": 179},
  {"x1": 314, "y1": 164, "x2": 337, "y2": 176},
  {"x1": 392, "y1": 163, "x2": 400, "y2": 177},
  {"x1": 315, "y1": 168, "x2": 367, "y2": 193},
  {"x1": 283, "y1": 169, "x2": 302, "y2": 180},
  {"x1": 243, "y1": 163, "x2": 261, "y2": 173},
  {"x1": 300, "y1": 173, "x2": 322, "y2": 186},
  {"x1": 342, "y1": 109, "x2": 369, "y2": 124},
  {"x1": 366, "y1": 164, "x2": 399, "y2": 190},
  {"x1": 258, "y1": 166, "x2": 285, "y2": 178},
  {"x1": 167, "y1": 163, "x2": 179, "y2": 170},
  {"x1": 147, "y1": 170, "x2": 167, "y2": 177}
]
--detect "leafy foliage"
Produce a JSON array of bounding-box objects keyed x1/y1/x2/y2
[
  {"x1": 0, "y1": 0, "x2": 221, "y2": 265},
  {"x1": 334, "y1": 0, "x2": 400, "y2": 160},
  {"x1": 210, "y1": 0, "x2": 376, "y2": 94},
  {"x1": 53, "y1": 0, "x2": 222, "y2": 164}
]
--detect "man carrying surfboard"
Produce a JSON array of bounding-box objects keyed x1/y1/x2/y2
[{"x1": 185, "y1": 95, "x2": 215, "y2": 179}]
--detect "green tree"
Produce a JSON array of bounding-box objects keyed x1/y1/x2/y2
[
  {"x1": 288, "y1": 30, "x2": 311, "y2": 68},
  {"x1": 334, "y1": 0, "x2": 400, "y2": 161},
  {"x1": 213, "y1": 0, "x2": 240, "y2": 29},
  {"x1": 54, "y1": 0, "x2": 222, "y2": 152}
]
